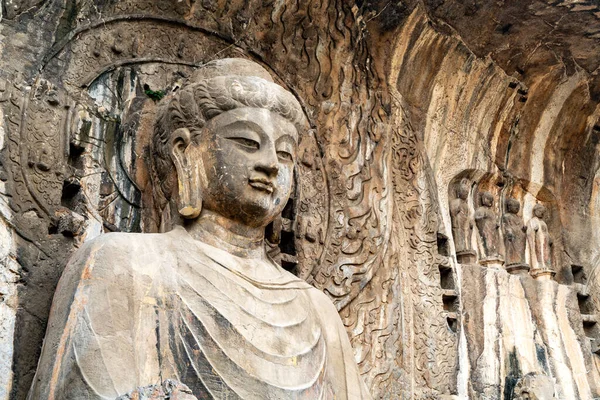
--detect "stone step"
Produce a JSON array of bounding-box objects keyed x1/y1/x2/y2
[
  {"x1": 442, "y1": 289, "x2": 458, "y2": 300},
  {"x1": 581, "y1": 314, "x2": 597, "y2": 327},
  {"x1": 574, "y1": 283, "x2": 589, "y2": 298},
  {"x1": 438, "y1": 262, "x2": 454, "y2": 272},
  {"x1": 445, "y1": 312, "x2": 458, "y2": 320}
]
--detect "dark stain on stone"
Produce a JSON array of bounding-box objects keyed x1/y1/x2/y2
[
  {"x1": 55, "y1": 0, "x2": 78, "y2": 45},
  {"x1": 357, "y1": 0, "x2": 410, "y2": 32},
  {"x1": 503, "y1": 349, "x2": 522, "y2": 400},
  {"x1": 500, "y1": 23, "x2": 513, "y2": 35},
  {"x1": 536, "y1": 343, "x2": 550, "y2": 374}
]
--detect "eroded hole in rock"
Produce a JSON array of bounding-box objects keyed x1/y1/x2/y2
[
  {"x1": 446, "y1": 316, "x2": 458, "y2": 333},
  {"x1": 47, "y1": 224, "x2": 58, "y2": 235},
  {"x1": 500, "y1": 23, "x2": 512, "y2": 34},
  {"x1": 578, "y1": 294, "x2": 599, "y2": 343},
  {"x1": 278, "y1": 198, "x2": 297, "y2": 273},
  {"x1": 61, "y1": 179, "x2": 81, "y2": 209},
  {"x1": 280, "y1": 230, "x2": 296, "y2": 257},
  {"x1": 281, "y1": 197, "x2": 294, "y2": 220},
  {"x1": 437, "y1": 233, "x2": 449, "y2": 256},
  {"x1": 572, "y1": 265, "x2": 586, "y2": 284},
  {"x1": 442, "y1": 292, "x2": 458, "y2": 313},
  {"x1": 439, "y1": 265, "x2": 455, "y2": 290},
  {"x1": 583, "y1": 317, "x2": 599, "y2": 340},
  {"x1": 578, "y1": 296, "x2": 594, "y2": 315},
  {"x1": 68, "y1": 142, "x2": 85, "y2": 170},
  {"x1": 280, "y1": 258, "x2": 297, "y2": 274}
]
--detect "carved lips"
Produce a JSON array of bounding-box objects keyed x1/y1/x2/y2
[{"x1": 248, "y1": 177, "x2": 274, "y2": 193}]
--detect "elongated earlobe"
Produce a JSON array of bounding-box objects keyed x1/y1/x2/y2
[{"x1": 170, "y1": 128, "x2": 205, "y2": 219}]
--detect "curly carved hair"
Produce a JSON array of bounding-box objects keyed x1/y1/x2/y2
[{"x1": 151, "y1": 68, "x2": 308, "y2": 208}]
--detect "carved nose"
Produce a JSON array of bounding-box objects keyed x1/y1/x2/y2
[{"x1": 255, "y1": 157, "x2": 279, "y2": 178}]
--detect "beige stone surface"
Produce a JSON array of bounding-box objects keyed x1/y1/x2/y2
[
  {"x1": 29, "y1": 228, "x2": 369, "y2": 399},
  {"x1": 0, "y1": 0, "x2": 599, "y2": 399}
]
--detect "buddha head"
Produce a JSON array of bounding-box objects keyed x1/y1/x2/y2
[
  {"x1": 152, "y1": 58, "x2": 309, "y2": 230},
  {"x1": 533, "y1": 204, "x2": 547, "y2": 219},
  {"x1": 456, "y1": 183, "x2": 470, "y2": 201},
  {"x1": 480, "y1": 191, "x2": 494, "y2": 208},
  {"x1": 506, "y1": 198, "x2": 520, "y2": 215}
]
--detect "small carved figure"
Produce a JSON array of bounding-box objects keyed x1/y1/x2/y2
[
  {"x1": 474, "y1": 191, "x2": 502, "y2": 262},
  {"x1": 502, "y1": 198, "x2": 529, "y2": 273},
  {"x1": 28, "y1": 59, "x2": 371, "y2": 400},
  {"x1": 111, "y1": 30, "x2": 126, "y2": 54},
  {"x1": 450, "y1": 182, "x2": 476, "y2": 263},
  {"x1": 526, "y1": 204, "x2": 554, "y2": 278}
]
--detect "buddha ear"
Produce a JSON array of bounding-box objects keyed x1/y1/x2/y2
[{"x1": 170, "y1": 127, "x2": 204, "y2": 219}]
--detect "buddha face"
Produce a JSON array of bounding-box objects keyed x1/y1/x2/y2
[
  {"x1": 457, "y1": 184, "x2": 470, "y2": 200},
  {"x1": 533, "y1": 204, "x2": 546, "y2": 219},
  {"x1": 193, "y1": 107, "x2": 297, "y2": 228},
  {"x1": 480, "y1": 192, "x2": 494, "y2": 207},
  {"x1": 506, "y1": 198, "x2": 520, "y2": 214}
]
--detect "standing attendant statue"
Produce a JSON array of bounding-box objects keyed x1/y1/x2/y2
[
  {"x1": 450, "y1": 183, "x2": 476, "y2": 264},
  {"x1": 526, "y1": 204, "x2": 555, "y2": 280},
  {"x1": 28, "y1": 59, "x2": 371, "y2": 400},
  {"x1": 474, "y1": 191, "x2": 503, "y2": 266},
  {"x1": 501, "y1": 198, "x2": 529, "y2": 274}
]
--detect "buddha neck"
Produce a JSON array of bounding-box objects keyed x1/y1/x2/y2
[{"x1": 184, "y1": 210, "x2": 266, "y2": 259}]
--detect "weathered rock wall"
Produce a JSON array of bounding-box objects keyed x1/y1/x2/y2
[
  {"x1": 0, "y1": 1, "x2": 599, "y2": 399},
  {"x1": 392, "y1": 8, "x2": 600, "y2": 281},
  {"x1": 383, "y1": 4, "x2": 600, "y2": 398}
]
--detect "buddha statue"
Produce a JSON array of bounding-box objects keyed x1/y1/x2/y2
[
  {"x1": 474, "y1": 191, "x2": 502, "y2": 264},
  {"x1": 501, "y1": 198, "x2": 529, "y2": 274},
  {"x1": 450, "y1": 182, "x2": 476, "y2": 264},
  {"x1": 28, "y1": 58, "x2": 370, "y2": 400},
  {"x1": 526, "y1": 204, "x2": 554, "y2": 279}
]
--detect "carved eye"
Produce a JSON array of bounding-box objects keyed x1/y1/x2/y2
[
  {"x1": 277, "y1": 151, "x2": 293, "y2": 161},
  {"x1": 227, "y1": 137, "x2": 259, "y2": 151}
]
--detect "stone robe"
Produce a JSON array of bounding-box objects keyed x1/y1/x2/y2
[
  {"x1": 502, "y1": 213, "x2": 526, "y2": 266},
  {"x1": 28, "y1": 227, "x2": 370, "y2": 400},
  {"x1": 526, "y1": 217, "x2": 552, "y2": 271},
  {"x1": 475, "y1": 206, "x2": 500, "y2": 259},
  {"x1": 450, "y1": 197, "x2": 473, "y2": 253}
]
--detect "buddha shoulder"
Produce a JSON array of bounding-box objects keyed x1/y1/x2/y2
[{"x1": 61, "y1": 231, "x2": 178, "y2": 284}]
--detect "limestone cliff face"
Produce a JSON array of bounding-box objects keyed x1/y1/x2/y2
[
  {"x1": 389, "y1": 5, "x2": 600, "y2": 280},
  {"x1": 376, "y1": 3, "x2": 600, "y2": 398},
  {"x1": 0, "y1": 1, "x2": 599, "y2": 399}
]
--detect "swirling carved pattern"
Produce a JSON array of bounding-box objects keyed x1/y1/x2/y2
[
  {"x1": 2, "y1": 80, "x2": 34, "y2": 215},
  {"x1": 0, "y1": 78, "x2": 66, "y2": 220},
  {"x1": 21, "y1": 81, "x2": 66, "y2": 215},
  {"x1": 262, "y1": 0, "x2": 392, "y2": 312},
  {"x1": 338, "y1": 95, "x2": 459, "y2": 397},
  {"x1": 391, "y1": 102, "x2": 458, "y2": 396}
]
